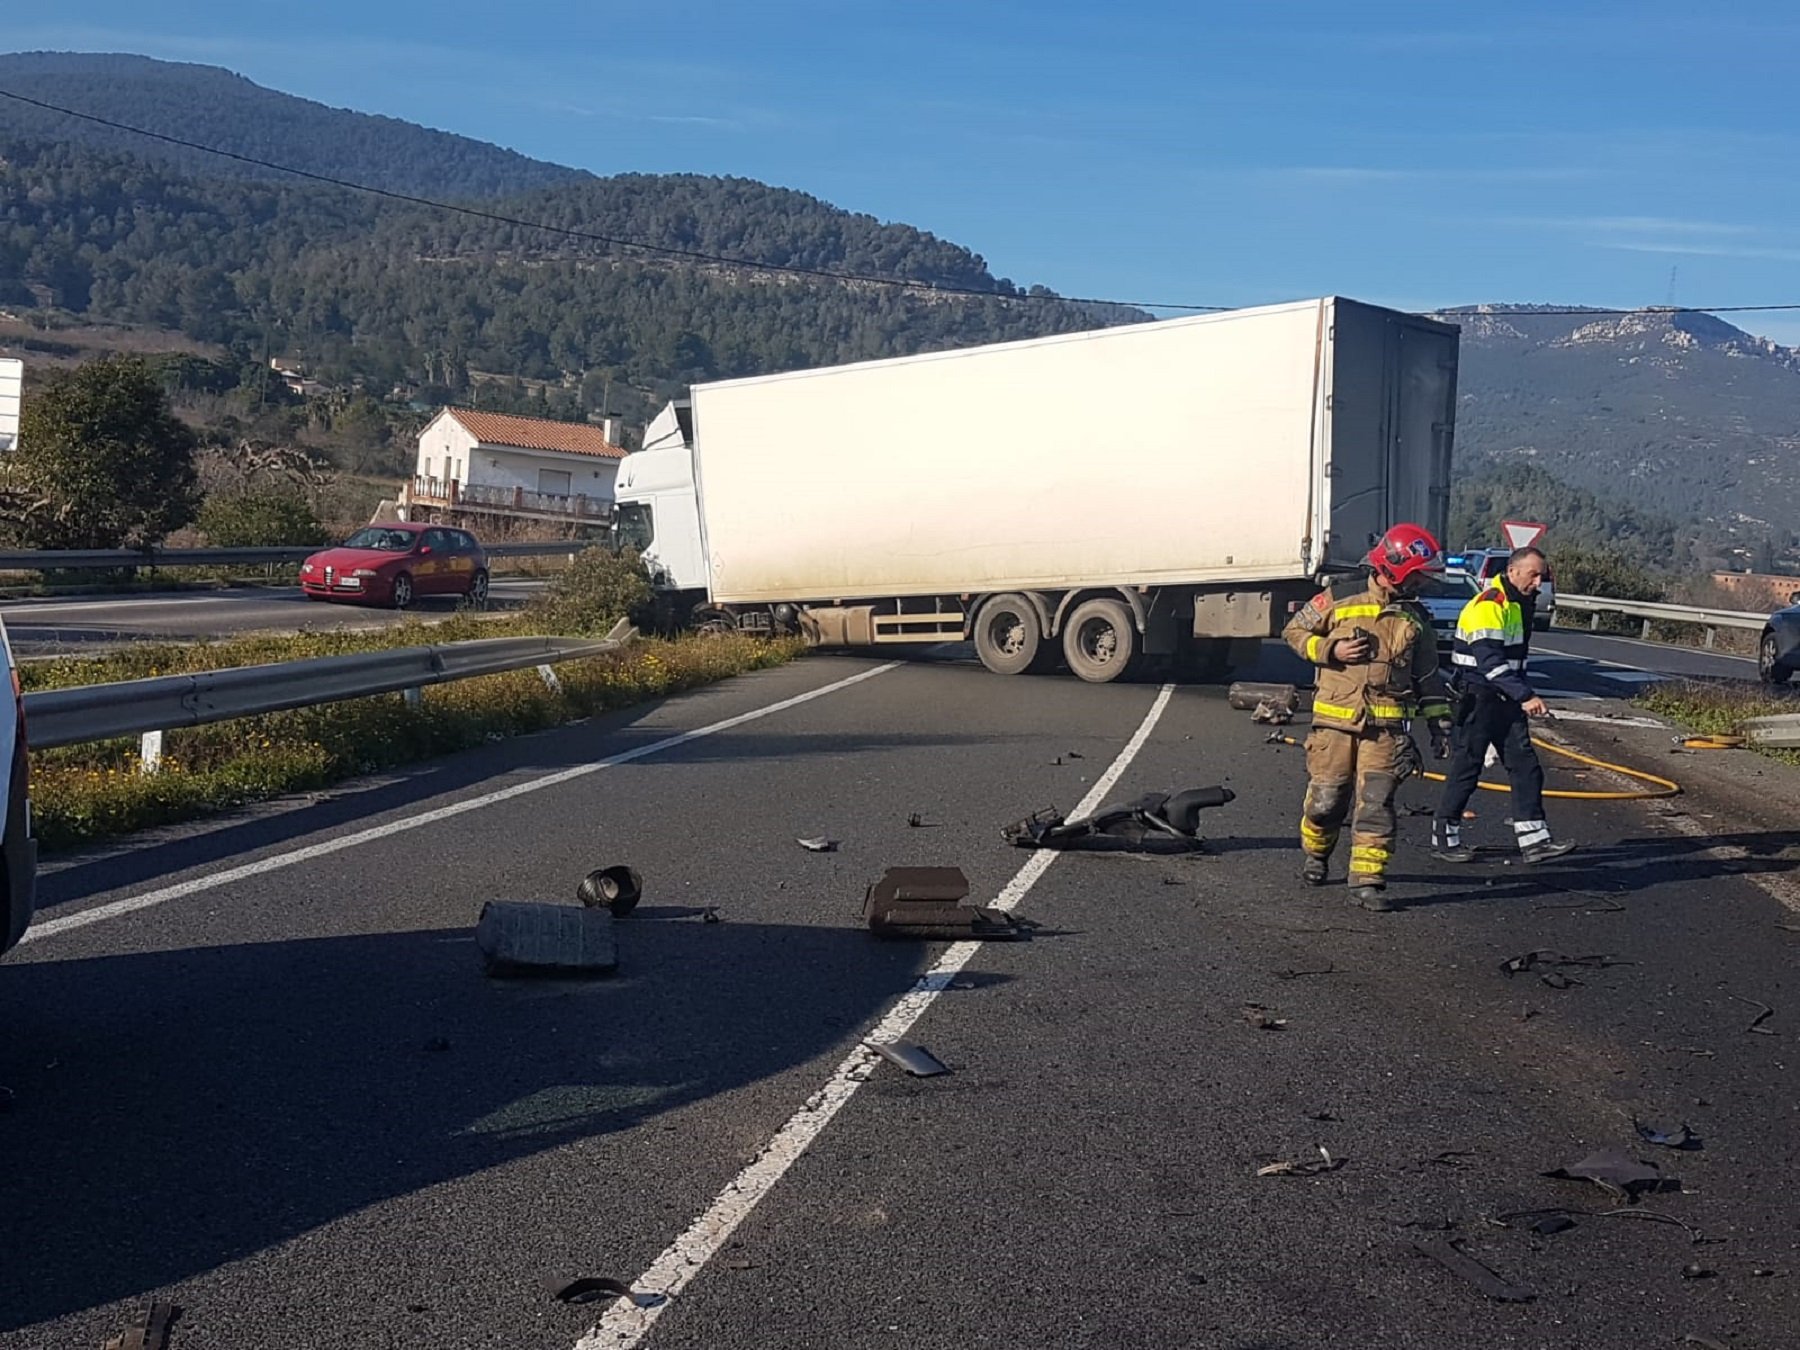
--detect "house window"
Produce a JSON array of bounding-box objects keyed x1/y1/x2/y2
[
  {"x1": 538, "y1": 468, "x2": 573, "y2": 496},
  {"x1": 424, "y1": 458, "x2": 435, "y2": 481}
]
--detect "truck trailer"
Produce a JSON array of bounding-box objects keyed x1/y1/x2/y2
[{"x1": 613, "y1": 296, "x2": 1459, "y2": 683}]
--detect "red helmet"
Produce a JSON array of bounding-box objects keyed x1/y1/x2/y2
[{"x1": 1368, "y1": 523, "x2": 1443, "y2": 587}]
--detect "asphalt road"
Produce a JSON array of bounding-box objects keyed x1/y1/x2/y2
[
  {"x1": 4, "y1": 647, "x2": 1797, "y2": 1349},
  {"x1": 0, "y1": 579, "x2": 547, "y2": 653}
]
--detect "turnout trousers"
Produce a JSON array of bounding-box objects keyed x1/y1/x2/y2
[{"x1": 1300, "y1": 725, "x2": 1405, "y2": 885}]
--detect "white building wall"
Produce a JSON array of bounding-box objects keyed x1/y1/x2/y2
[
  {"x1": 415, "y1": 416, "x2": 479, "y2": 484},
  {"x1": 473, "y1": 446, "x2": 619, "y2": 504}
]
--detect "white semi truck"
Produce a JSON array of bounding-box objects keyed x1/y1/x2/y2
[{"x1": 612, "y1": 296, "x2": 1459, "y2": 683}]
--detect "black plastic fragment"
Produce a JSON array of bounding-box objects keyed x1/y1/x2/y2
[
  {"x1": 868, "y1": 1042, "x2": 950, "y2": 1077},
  {"x1": 1410, "y1": 1237, "x2": 1534, "y2": 1303}
]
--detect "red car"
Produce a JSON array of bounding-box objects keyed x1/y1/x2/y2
[{"x1": 300, "y1": 522, "x2": 490, "y2": 608}]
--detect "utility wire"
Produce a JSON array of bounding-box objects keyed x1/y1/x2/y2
[{"x1": 4, "y1": 85, "x2": 1800, "y2": 323}]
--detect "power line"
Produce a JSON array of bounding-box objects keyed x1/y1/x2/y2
[{"x1": 4, "y1": 84, "x2": 1800, "y2": 323}]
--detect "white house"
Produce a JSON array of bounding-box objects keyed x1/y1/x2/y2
[{"x1": 402, "y1": 407, "x2": 627, "y2": 529}]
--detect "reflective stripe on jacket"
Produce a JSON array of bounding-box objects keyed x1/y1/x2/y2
[
  {"x1": 1451, "y1": 575, "x2": 1533, "y2": 702},
  {"x1": 1281, "y1": 577, "x2": 1453, "y2": 733}
]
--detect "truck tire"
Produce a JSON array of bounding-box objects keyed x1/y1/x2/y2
[
  {"x1": 1063, "y1": 597, "x2": 1138, "y2": 683},
  {"x1": 974, "y1": 594, "x2": 1047, "y2": 676}
]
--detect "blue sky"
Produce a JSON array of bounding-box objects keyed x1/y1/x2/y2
[{"x1": 12, "y1": 1, "x2": 1800, "y2": 341}]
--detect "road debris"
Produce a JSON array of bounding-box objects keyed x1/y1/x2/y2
[
  {"x1": 701, "y1": 906, "x2": 723, "y2": 924},
  {"x1": 474, "y1": 902, "x2": 618, "y2": 978},
  {"x1": 1530, "y1": 1214, "x2": 1575, "y2": 1235},
  {"x1": 1731, "y1": 995, "x2": 1777, "y2": 1035},
  {"x1": 1257, "y1": 1146, "x2": 1343, "y2": 1177},
  {"x1": 906, "y1": 813, "x2": 933, "y2": 828},
  {"x1": 102, "y1": 1301, "x2": 178, "y2": 1350},
  {"x1": 545, "y1": 1276, "x2": 635, "y2": 1305},
  {"x1": 1242, "y1": 1004, "x2": 1287, "y2": 1030},
  {"x1": 1491, "y1": 1206, "x2": 1705, "y2": 1242},
  {"x1": 1540, "y1": 972, "x2": 1580, "y2": 990},
  {"x1": 1681, "y1": 1338, "x2": 1728, "y2": 1350},
  {"x1": 1003, "y1": 786, "x2": 1234, "y2": 851},
  {"x1": 576, "y1": 865, "x2": 643, "y2": 916},
  {"x1": 1682, "y1": 1264, "x2": 1718, "y2": 1280},
  {"x1": 1410, "y1": 1237, "x2": 1534, "y2": 1303},
  {"x1": 868, "y1": 1041, "x2": 951, "y2": 1077},
  {"x1": 863, "y1": 866, "x2": 1026, "y2": 940},
  {"x1": 1634, "y1": 1118, "x2": 1701, "y2": 1151},
  {"x1": 1274, "y1": 963, "x2": 1336, "y2": 980},
  {"x1": 797, "y1": 836, "x2": 840, "y2": 853},
  {"x1": 1229, "y1": 681, "x2": 1300, "y2": 713},
  {"x1": 1543, "y1": 1149, "x2": 1676, "y2": 1202},
  {"x1": 1500, "y1": 949, "x2": 1635, "y2": 979},
  {"x1": 1431, "y1": 1150, "x2": 1480, "y2": 1168}
]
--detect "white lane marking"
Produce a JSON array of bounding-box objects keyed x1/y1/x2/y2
[
  {"x1": 1537, "y1": 641, "x2": 1756, "y2": 670},
  {"x1": 21, "y1": 663, "x2": 901, "y2": 944},
  {"x1": 580, "y1": 684, "x2": 1177, "y2": 1350}
]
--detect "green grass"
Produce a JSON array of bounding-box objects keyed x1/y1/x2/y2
[
  {"x1": 31, "y1": 634, "x2": 806, "y2": 851},
  {"x1": 1637, "y1": 679, "x2": 1800, "y2": 764}
]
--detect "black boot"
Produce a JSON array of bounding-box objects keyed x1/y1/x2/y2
[
  {"x1": 1350, "y1": 883, "x2": 1396, "y2": 912},
  {"x1": 1300, "y1": 855, "x2": 1329, "y2": 887},
  {"x1": 1521, "y1": 839, "x2": 1577, "y2": 865}
]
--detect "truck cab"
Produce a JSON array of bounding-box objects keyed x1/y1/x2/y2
[{"x1": 612, "y1": 400, "x2": 708, "y2": 626}]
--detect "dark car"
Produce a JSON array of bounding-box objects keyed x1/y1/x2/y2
[
  {"x1": 1759, "y1": 603, "x2": 1800, "y2": 684},
  {"x1": 300, "y1": 522, "x2": 489, "y2": 609},
  {"x1": 0, "y1": 615, "x2": 37, "y2": 957},
  {"x1": 1412, "y1": 568, "x2": 1483, "y2": 655}
]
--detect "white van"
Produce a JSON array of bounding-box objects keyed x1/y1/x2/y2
[{"x1": 0, "y1": 615, "x2": 36, "y2": 955}]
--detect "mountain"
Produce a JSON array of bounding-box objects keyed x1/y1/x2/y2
[
  {"x1": 1437, "y1": 304, "x2": 1800, "y2": 547},
  {"x1": 0, "y1": 51, "x2": 585, "y2": 198}
]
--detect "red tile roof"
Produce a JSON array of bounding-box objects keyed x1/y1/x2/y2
[{"x1": 444, "y1": 408, "x2": 626, "y2": 459}]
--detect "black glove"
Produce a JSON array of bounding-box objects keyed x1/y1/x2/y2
[
  {"x1": 1394, "y1": 733, "x2": 1424, "y2": 783},
  {"x1": 1430, "y1": 726, "x2": 1451, "y2": 760}
]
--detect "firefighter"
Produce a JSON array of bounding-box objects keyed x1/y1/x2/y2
[
  {"x1": 1432, "y1": 546, "x2": 1576, "y2": 864},
  {"x1": 1283, "y1": 523, "x2": 1455, "y2": 911}
]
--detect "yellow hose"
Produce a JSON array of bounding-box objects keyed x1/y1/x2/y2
[{"x1": 1419, "y1": 736, "x2": 1681, "y2": 801}]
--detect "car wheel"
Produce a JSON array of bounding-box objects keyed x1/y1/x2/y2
[
  {"x1": 391, "y1": 572, "x2": 415, "y2": 611},
  {"x1": 467, "y1": 569, "x2": 490, "y2": 607},
  {"x1": 1760, "y1": 630, "x2": 1792, "y2": 685}
]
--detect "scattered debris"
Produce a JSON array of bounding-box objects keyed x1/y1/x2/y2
[
  {"x1": 1543, "y1": 1149, "x2": 1675, "y2": 1202},
  {"x1": 1491, "y1": 1206, "x2": 1704, "y2": 1243},
  {"x1": 1257, "y1": 1146, "x2": 1343, "y2": 1177},
  {"x1": 1242, "y1": 1004, "x2": 1287, "y2": 1031},
  {"x1": 1500, "y1": 950, "x2": 1634, "y2": 978},
  {"x1": 725, "y1": 1256, "x2": 759, "y2": 1271},
  {"x1": 906, "y1": 813, "x2": 930, "y2": 828},
  {"x1": 1731, "y1": 995, "x2": 1777, "y2": 1035},
  {"x1": 1066, "y1": 750, "x2": 1085, "y2": 760},
  {"x1": 1634, "y1": 1118, "x2": 1702, "y2": 1151},
  {"x1": 1431, "y1": 1150, "x2": 1480, "y2": 1168},
  {"x1": 1410, "y1": 1237, "x2": 1534, "y2": 1303},
  {"x1": 1264, "y1": 731, "x2": 1304, "y2": 747},
  {"x1": 868, "y1": 1041, "x2": 950, "y2": 1077},
  {"x1": 1777, "y1": 922, "x2": 1800, "y2": 933},
  {"x1": 1681, "y1": 1338, "x2": 1728, "y2": 1350},
  {"x1": 1754, "y1": 1267, "x2": 1778, "y2": 1277},
  {"x1": 863, "y1": 867, "x2": 1026, "y2": 940},
  {"x1": 1274, "y1": 963, "x2": 1336, "y2": 980},
  {"x1": 1531, "y1": 1214, "x2": 1576, "y2": 1236},
  {"x1": 1681, "y1": 1264, "x2": 1718, "y2": 1281},
  {"x1": 1308, "y1": 1110, "x2": 1339, "y2": 1122},
  {"x1": 423, "y1": 1037, "x2": 452, "y2": 1053},
  {"x1": 576, "y1": 865, "x2": 642, "y2": 916},
  {"x1": 797, "y1": 837, "x2": 840, "y2": 853},
  {"x1": 701, "y1": 906, "x2": 723, "y2": 924},
  {"x1": 1540, "y1": 972, "x2": 1580, "y2": 990},
  {"x1": 1229, "y1": 681, "x2": 1300, "y2": 713},
  {"x1": 102, "y1": 1301, "x2": 178, "y2": 1350},
  {"x1": 1003, "y1": 787, "x2": 1234, "y2": 851},
  {"x1": 1161, "y1": 876, "x2": 1184, "y2": 886},
  {"x1": 474, "y1": 902, "x2": 618, "y2": 978},
  {"x1": 1251, "y1": 699, "x2": 1293, "y2": 725},
  {"x1": 545, "y1": 1276, "x2": 635, "y2": 1305}
]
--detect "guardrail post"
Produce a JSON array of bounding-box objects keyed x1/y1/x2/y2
[
  {"x1": 537, "y1": 664, "x2": 563, "y2": 694},
  {"x1": 403, "y1": 687, "x2": 423, "y2": 709},
  {"x1": 1705, "y1": 626, "x2": 1718, "y2": 649},
  {"x1": 1589, "y1": 612, "x2": 1600, "y2": 632},
  {"x1": 140, "y1": 729, "x2": 164, "y2": 775},
  {"x1": 1640, "y1": 618, "x2": 1652, "y2": 640}
]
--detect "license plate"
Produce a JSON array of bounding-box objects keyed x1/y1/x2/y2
[{"x1": 339, "y1": 578, "x2": 362, "y2": 590}]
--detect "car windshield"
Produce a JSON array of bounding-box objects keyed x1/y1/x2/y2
[
  {"x1": 340, "y1": 528, "x2": 417, "y2": 553},
  {"x1": 614, "y1": 503, "x2": 654, "y2": 552}
]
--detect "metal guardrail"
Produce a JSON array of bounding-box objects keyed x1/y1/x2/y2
[
  {"x1": 1554, "y1": 593, "x2": 1767, "y2": 646},
  {"x1": 0, "y1": 541, "x2": 599, "y2": 572},
  {"x1": 23, "y1": 622, "x2": 635, "y2": 754}
]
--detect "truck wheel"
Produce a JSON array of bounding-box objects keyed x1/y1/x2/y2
[
  {"x1": 974, "y1": 594, "x2": 1047, "y2": 675},
  {"x1": 1063, "y1": 598, "x2": 1138, "y2": 683}
]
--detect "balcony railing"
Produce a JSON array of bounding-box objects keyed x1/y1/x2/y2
[{"x1": 405, "y1": 477, "x2": 611, "y2": 521}]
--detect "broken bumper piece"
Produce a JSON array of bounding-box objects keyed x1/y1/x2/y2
[
  {"x1": 1002, "y1": 786, "x2": 1235, "y2": 850},
  {"x1": 862, "y1": 866, "x2": 1028, "y2": 940}
]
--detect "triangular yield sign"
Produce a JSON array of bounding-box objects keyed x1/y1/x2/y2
[{"x1": 1501, "y1": 520, "x2": 1547, "y2": 551}]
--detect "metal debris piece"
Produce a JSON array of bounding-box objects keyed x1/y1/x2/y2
[
  {"x1": 1431, "y1": 1150, "x2": 1479, "y2": 1168},
  {"x1": 1410, "y1": 1238, "x2": 1534, "y2": 1303},
  {"x1": 1543, "y1": 1149, "x2": 1672, "y2": 1201},
  {"x1": 1003, "y1": 787, "x2": 1234, "y2": 851},
  {"x1": 1274, "y1": 963, "x2": 1336, "y2": 980},
  {"x1": 868, "y1": 1042, "x2": 950, "y2": 1077},
  {"x1": 1229, "y1": 681, "x2": 1300, "y2": 713},
  {"x1": 906, "y1": 813, "x2": 932, "y2": 828},
  {"x1": 545, "y1": 1275, "x2": 635, "y2": 1305},
  {"x1": 797, "y1": 836, "x2": 839, "y2": 853},
  {"x1": 1634, "y1": 1118, "x2": 1701, "y2": 1151},
  {"x1": 1257, "y1": 1146, "x2": 1343, "y2": 1177},
  {"x1": 474, "y1": 902, "x2": 618, "y2": 978},
  {"x1": 1532, "y1": 1214, "x2": 1575, "y2": 1236},
  {"x1": 1494, "y1": 1206, "x2": 1705, "y2": 1243},
  {"x1": 1242, "y1": 1004, "x2": 1287, "y2": 1031},
  {"x1": 1681, "y1": 1265, "x2": 1717, "y2": 1281},
  {"x1": 1500, "y1": 949, "x2": 1634, "y2": 978},
  {"x1": 576, "y1": 865, "x2": 642, "y2": 915},
  {"x1": 1251, "y1": 699, "x2": 1293, "y2": 725},
  {"x1": 101, "y1": 1301, "x2": 178, "y2": 1350},
  {"x1": 1067, "y1": 750, "x2": 1085, "y2": 759},
  {"x1": 1540, "y1": 972, "x2": 1580, "y2": 991},
  {"x1": 1732, "y1": 995, "x2": 1776, "y2": 1035}
]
